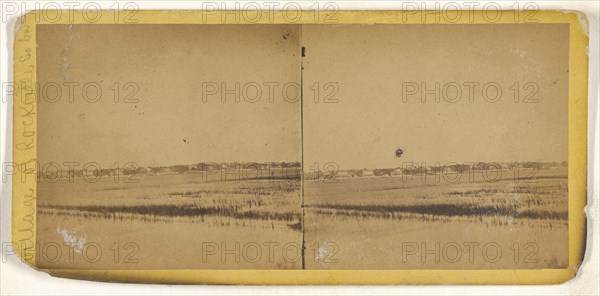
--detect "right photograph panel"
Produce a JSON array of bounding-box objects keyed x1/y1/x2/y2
[{"x1": 301, "y1": 24, "x2": 569, "y2": 269}]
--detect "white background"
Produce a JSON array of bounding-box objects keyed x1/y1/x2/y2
[{"x1": 1, "y1": 1, "x2": 598, "y2": 295}]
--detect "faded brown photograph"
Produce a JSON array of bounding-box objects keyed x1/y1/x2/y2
[
  {"x1": 35, "y1": 24, "x2": 569, "y2": 270},
  {"x1": 36, "y1": 24, "x2": 303, "y2": 269}
]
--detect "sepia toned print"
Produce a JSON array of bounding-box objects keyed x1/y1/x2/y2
[
  {"x1": 36, "y1": 24, "x2": 303, "y2": 269},
  {"x1": 35, "y1": 23, "x2": 569, "y2": 270},
  {"x1": 302, "y1": 24, "x2": 569, "y2": 269}
]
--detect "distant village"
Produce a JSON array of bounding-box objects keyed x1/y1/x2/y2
[
  {"x1": 141, "y1": 162, "x2": 302, "y2": 176},
  {"x1": 44, "y1": 161, "x2": 567, "y2": 181},
  {"x1": 333, "y1": 161, "x2": 567, "y2": 179},
  {"x1": 42, "y1": 162, "x2": 302, "y2": 180}
]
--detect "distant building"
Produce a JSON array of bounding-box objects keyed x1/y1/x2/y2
[
  {"x1": 336, "y1": 170, "x2": 352, "y2": 179},
  {"x1": 362, "y1": 169, "x2": 374, "y2": 177}
]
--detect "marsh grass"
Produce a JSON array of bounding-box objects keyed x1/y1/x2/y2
[
  {"x1": 41, "y1": 204, "x2": 301, "y2": 221},
  {"x1": 309, "y1": 203, "x2": 567, "y2": 220}
]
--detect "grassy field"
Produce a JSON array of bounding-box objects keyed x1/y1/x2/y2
[
  {"x1": 37, "y1": 173, "x2": 302, "y2": 269},
  {"x1": 304, "y1": 167, "x2": 568, "y2": 269},
  {"x1": 37, "y1": 167, "x2": 568, "y2": 270}
]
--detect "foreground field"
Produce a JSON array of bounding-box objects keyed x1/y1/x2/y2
[
  {"x1": 37, "y1": 167, "x2": 568, "y2": 270},
  {"x1": 304, "y1": 167, "x2": 568, "y2": 269},
  {"x1": 37, "y1": 173, "x2": 302, "y2": 269}
]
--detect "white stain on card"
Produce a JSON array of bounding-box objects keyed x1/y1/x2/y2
[
  {"x1": 56, "y1": 227, "x2": 87, "y2": 253},
  {"x1": 509, "y1": 48, "x2": 527, "y2": 58},
  {"x1": 60, "y1": 24, "x2": 75, "y2": 80},
  {"x1": 314, "y1": 241, "x2": 337, "y2": 267}
]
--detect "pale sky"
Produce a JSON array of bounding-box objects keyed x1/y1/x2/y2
[
  {"x1": 37, "y1": 24, "x2": 302, "y2": 167},
  {"x1": 37, "y1": 24, "x2": 569, "y2": 169},
  {"x1": 303, "y1": 24, "x2": 569, "y2": 169}
]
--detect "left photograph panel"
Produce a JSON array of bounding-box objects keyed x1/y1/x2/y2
[{"x1": 35, "y1": 24, "x2": 303, "y2": 269}]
